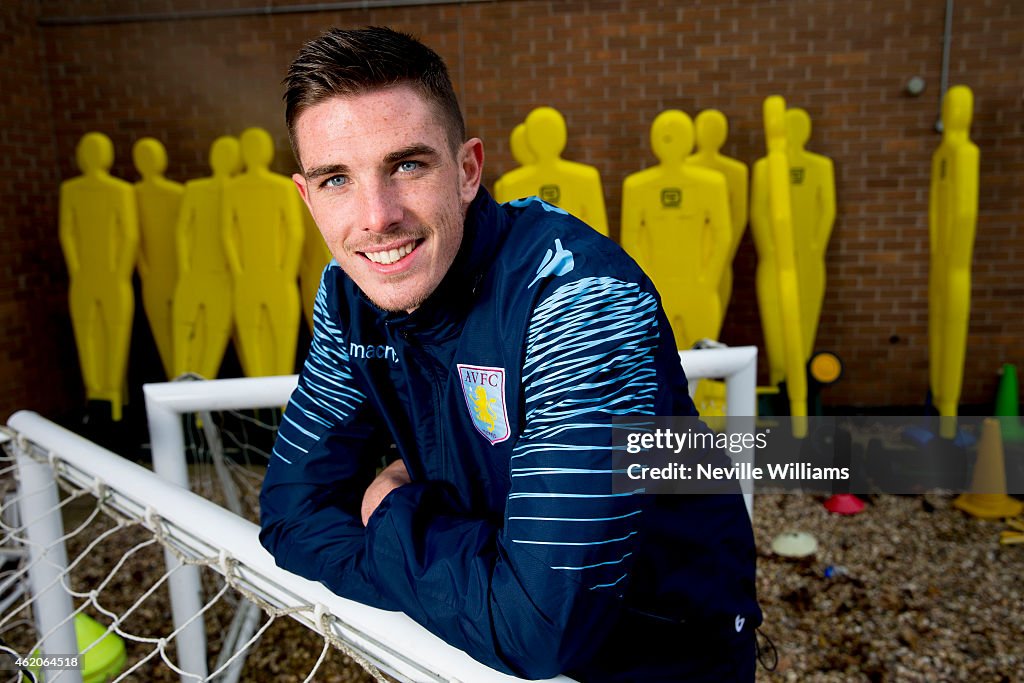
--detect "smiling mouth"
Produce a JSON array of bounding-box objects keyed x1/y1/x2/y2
[{"x1": 362, "y1": 240, "x2": 422, "y2": 265}]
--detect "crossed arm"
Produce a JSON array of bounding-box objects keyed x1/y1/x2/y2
[{"x1": 361, "y1": 459, "x2": 410, "y2": 526}]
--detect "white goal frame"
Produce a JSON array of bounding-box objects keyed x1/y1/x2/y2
[{"x1": 679, "y1": 346, "x2": 758, "y2": 516}]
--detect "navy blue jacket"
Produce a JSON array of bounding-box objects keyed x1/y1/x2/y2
[{"x1": 259, "y1": 189, "x2": 761, "y2": 680}]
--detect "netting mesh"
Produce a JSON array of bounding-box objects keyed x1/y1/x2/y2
[
  {"x1": 0, "y1": 422, "x2": 391, "y2": 683},
  {"x1": 181, "y1": 407, "x2": 280, "y2": 522}
]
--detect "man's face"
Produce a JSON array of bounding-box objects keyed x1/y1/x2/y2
[{"x1": 292, "y1": 85, "x2": 483, "y2": 313}]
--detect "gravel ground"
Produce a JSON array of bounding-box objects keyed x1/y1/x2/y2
[
  {"x1": 3, "y1": 464, "x2": 1022, "y2": 681},
  {"x1": 752, "y1": 493, "x2": 1023, "y2": 683}
]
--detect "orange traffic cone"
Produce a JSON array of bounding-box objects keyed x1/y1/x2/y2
[{"x1": 953, "y1": 418, "x2": 1023, "y2": 519}]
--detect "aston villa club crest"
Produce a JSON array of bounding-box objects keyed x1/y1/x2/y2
[{"x1": 457, "y1": 364, "x2": 510, "y2": 444}]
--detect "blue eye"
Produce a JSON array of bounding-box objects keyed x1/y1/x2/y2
[
  {"x1": 398, "y1": 161, "x2": 421, "y2": 173},
  {"x1": 323, "y1": 175, "x2": 348, "y2": 188}
]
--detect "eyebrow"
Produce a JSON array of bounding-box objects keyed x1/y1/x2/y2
[
  {"x1": 304, "y1": 144, "x2": 441, "y2": 181},
  {"x1": 383, "y1": 143, "x2": 440, "y2": 165},
  {"x1": 304, "y1": 163, "x2": 349, "y2": 181}
]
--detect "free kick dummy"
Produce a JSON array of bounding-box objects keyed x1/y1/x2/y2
[
  {"x1": 929, "y1": 86, "x2": 979, "y2": 437},
  {"x1": 59, "y1": 132, "x2": 139, "y2": 421},
  {"x1": 493, "y1": 123, "x2": 535, "y2": 201},
  {"x1": 751, "y1": 96, "x2": 809, "y2": 429},
  {"x1": 687, "y1": 109, "x2": 749, "y2": 315},
  {"x1": 751, "y1": 107, "x2": 835, "y2": 393},
  {"x1": 133, "y1": 138, "x2": 184, "y2": 379},
  {"x1": 299, "y1": 202, "x2": 331, "y2": 334},
  {"x1": 493, "y1": 107, "x2": 609, "y2": 236},
  {"x1": 171, "y1": 136, "x2": 242, "y2": 379},
  {"x1": 621, "y1": 110, "x2": 731, "y2": 351},
  {"x1": 223, "y1": 127, "x2": 304, "y2": 377},
  {"x1": 783, "y1": 108, "x2": 835, "y2": 365}
]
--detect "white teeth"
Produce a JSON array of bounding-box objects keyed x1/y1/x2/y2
[{"x1": 365, "y1": 242, "x2": 415, "y2": 265}]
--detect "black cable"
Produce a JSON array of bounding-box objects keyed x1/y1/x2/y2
[{"x1": 755, "y1": 627, "x2": 779, "y2": 672}]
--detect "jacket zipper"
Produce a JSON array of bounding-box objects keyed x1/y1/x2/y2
[{"x1": 400, "y1": 328, "x2": 449, "y2": 479}]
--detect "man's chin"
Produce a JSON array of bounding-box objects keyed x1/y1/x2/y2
[{"x1": 364, "y1": 287, "x2": 428, "y2": 314}]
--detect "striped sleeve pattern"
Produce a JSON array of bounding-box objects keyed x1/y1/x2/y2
[
  {"x1": 271, "y1": 275, "x2": 366, "y2": 465},
  {"x1": 506, "y1": 276, "x2": 659, "y2": 593}
]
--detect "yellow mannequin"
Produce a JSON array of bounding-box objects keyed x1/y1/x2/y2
[
  {"x1": 784, "y1": 108, "x2": 836, "y2": 360},
  {"x1": 171, "y1": 136, "x2": 242, "y2": 379},
  {"x1": 493, "y1": 107, "x2": 609, "y2": 236},
  {"x1": 300, "y1": 202, "x2": 331, "y2": 333},
  {"x1": 493, "y1": 123, "x2": 534, "y2": 201},
  {"x1": 510, "y1": 122, "x2": 536, "y2": 167},
  {"x1": 687, "y1": 110, "x2": 749, "y2": 314},
  {"x1": 59, "y1": 133, "x2": 139, "y2": 421},
  {"x1": 621, "y1": 110, "x2": 732, "y2": 350},
  {"x1": 133, "y1": 138, "x2": 184, "y2": 379},
  {"x1": 223, "y1": 127, "x2": 304, "y2": 377},
  {"x1": 750, "y1": 157, "x2": 784, "y2": 387},
  {"x1": 929, "y1": 85, "x2": 979, "y2": 436},
  {"x1": 751, "y1": 96, "x2": 808, "y2": 430},
  {"x1": 751, "y1": 107, "x2": 836, "y2": 388}
]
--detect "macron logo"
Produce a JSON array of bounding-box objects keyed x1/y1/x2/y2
[{"x1": 349, "y1": 342, "x2": 399, "y2": 364}]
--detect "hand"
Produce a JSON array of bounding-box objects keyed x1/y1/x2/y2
[{"x1": 361, "y1": 459, "x2": 411, "y2": 526}]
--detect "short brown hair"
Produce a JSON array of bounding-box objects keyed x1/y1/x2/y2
[{"x1": 284, "y1": 26, "x2": 466, "y2": 165}]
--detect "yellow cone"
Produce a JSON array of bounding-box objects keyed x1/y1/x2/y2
[{"x1": 953, "y1": 418, "x2": 1024, "y2": 519}]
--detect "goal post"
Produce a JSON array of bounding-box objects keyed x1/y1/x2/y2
[
  {"x1": 143, "y1": 374, "x2": 299, "y2": 679},
  {"x1": 679, "y1": 346, "x2": 758, "y2": 418},
  {"x1": 13, "y1": 445, "x2": 83, "y2": 683},
  {"x1": 680, "y1": 346, "x2": 758, "y2": 516}
]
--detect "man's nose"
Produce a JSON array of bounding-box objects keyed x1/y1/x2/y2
[{"x1": 360, "y1": 180, "x2": 404, "y2": 233}]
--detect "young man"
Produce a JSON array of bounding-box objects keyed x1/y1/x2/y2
[{"x1": 260, "y1": 26, "x2": 761, "y2": 681}]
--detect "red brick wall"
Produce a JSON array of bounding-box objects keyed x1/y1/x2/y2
[
  {"x1": 0, "y1": 2, "x2": 77, "y2": 422},
  {"x1": 4, "y1": 0, "x2": 1022, "y2": 413}
]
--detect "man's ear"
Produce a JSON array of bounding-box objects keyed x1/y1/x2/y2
[
  {"x1": 292, "y1": 172, "x2": 313, "y2": 213},
  {"x1": 458, "y1": 138, "x2": 485, "y2": 204}
]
